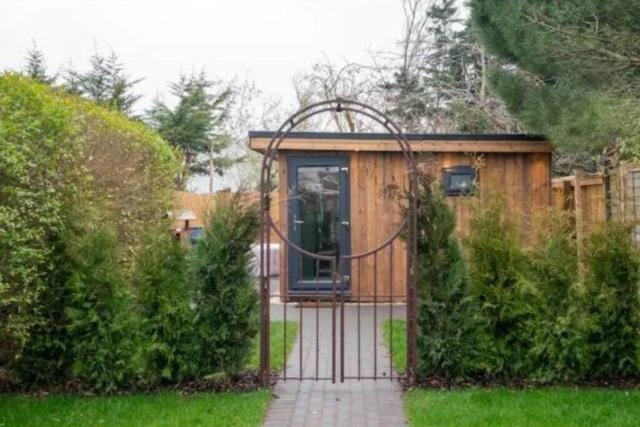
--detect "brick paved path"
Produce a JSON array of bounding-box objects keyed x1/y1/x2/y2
[{"x1": 263, "y1": 303, "x2": 407, "y2": 427}]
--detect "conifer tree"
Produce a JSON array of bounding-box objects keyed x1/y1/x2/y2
[
  {"x1": 24, "y1": 43, "x2": 56, "y2": 84},
  {"x1": 471, "y1": 0, "x2": 640, "y2": 171},
  {"x1": 146, "y1": 72, "x2": 239, "y2": 188},
  {"x1": 65, "y1": 49, "x2": 142, "y2": 115}
]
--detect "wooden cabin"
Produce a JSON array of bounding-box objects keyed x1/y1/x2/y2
[{"x1": 249, "y1": 131, "x2": 553, "y2": 302}]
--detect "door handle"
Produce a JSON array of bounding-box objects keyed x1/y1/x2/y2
[
  {"x1": 341, "y1": 221, "x2": 350, "y2": 228},
  {"x1": 293, "y1": 219, "x2": 303, "y2": 232}
]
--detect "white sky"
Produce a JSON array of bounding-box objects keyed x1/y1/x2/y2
[
  {"x1": 1, "y1": 0, "x2": 405, "y2": 111},
  {"x1": 1, "y1": 0, "x2": 466, "y2": 192}
]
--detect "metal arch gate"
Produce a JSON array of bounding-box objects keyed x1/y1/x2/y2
[{"x1": 258, "y1": 99, "x2": 418, "y2": 385}]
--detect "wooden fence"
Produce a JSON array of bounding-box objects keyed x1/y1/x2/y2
[{"x1": 552, "y1": 163, "x2": 640, "y2": 244}]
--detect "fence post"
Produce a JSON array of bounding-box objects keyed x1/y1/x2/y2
[{"x1": 573, "y1": 170, "x2": 584, "y2": 263}]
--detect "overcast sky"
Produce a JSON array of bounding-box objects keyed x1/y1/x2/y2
[
  {"x1": 1, "y1": 0, "x2": 467, "y2": 192},
  {"x1": 1, "y1": 0, "x2": 408, "y2": 111}
]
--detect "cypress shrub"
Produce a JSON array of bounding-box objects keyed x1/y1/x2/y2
[
  {"x1": 580, "y1": 222, "x2": 640, "y2": 379},
  {"x1": 133, "y1": 225, "x2": 198, "y2": 384},
  {"x1": 191, "y1": 195, "x2": 259, "y2": 375},
  {"x1": 414, "y1": 175, "x2": 482, "y2": 379},
  {"x1": 465, "y1": 195, "x2": 531, "y2": 378},
  {"x1": 525, "y1": 210, "x2": 584, "y2": 382},
  {"x1": 64, "y1": 223, "x2": 139, "y2": 392}
]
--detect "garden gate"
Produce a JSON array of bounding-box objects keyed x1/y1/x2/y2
[{"x1": 258, "y1": 99, "x2": 418, "y2": 385}]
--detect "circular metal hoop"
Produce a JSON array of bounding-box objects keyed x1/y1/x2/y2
[{"x1": 259, "y1": 99, "x2": 419, "y2": 260}]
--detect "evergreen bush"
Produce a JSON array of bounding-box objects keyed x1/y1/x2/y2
[
  {"x1": 580, "y1": 222, "x2": 640, "y2": 379},
  {"x1": 133, "y1": 225, "x2": 198, "y2": 384},
  {"x1": 191, "y1": 195, "x2": 259, "y2": 375},
  {"x1": 414, "y1": 175, "x2": 483, "y2": 379},
  {"x1": 525, "y1": 210, "x2": 584, "y2": 382},
  {"x1": 64, "y1": 223, "x2": 139, "y2": 392},
  {"x1": 465, "y1": 195, "x2": 532, "y2": 378}
]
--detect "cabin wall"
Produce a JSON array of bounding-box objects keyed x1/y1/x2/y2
[{"x1": 277, "y1": 150, "x2": 551, "y2": 301}]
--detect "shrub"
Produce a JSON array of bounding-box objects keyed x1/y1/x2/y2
[
  {"x1": 0, "y1": 74, "x2": 180, "y2": 389},
  {"x1": 465, "y1": 195, "x2": 531, "y2": 378},
  {"x1": 580, "y1": 222, "x2": 640, "y2": 379},
  {"x1": 11, "y1": 235, "x2": 73, "y2": 387},
  {"x1": 525, "y1": 210, "x2": 584, "y2": 381},
  {"x1": 191, "y1": 195, "x2": 259, "y2": 375},
  {"x1": 133, "y1": 225, "x2": 198, "y2": 384},
  {"x1": 74, "y1": 103, "x2": 180, "y2": 260},
  {"x1": 0, "y1": 73, "x2": 82, "y2": 369},
  {"x1": 64, "y1": 222, "x2": 139, "y2": 392},
  {"x1": 414, "y1": 175, "x2": 482, "y2": 379}
]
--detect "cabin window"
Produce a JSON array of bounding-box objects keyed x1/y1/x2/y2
[{"x1": 443, "y1": 165, "x2": 475, "y2": 196}]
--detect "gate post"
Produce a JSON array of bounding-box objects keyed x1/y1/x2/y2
[
  {"x1": 259, "y1": 192, "x2": 271, "y2": 386},
  {"x1": 406, "y1": 169, "x2": 419, "y2": 386}
]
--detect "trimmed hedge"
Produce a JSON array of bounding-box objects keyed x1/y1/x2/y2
[{"x1": 0, "y1": 74, "x2": 181, "y2": 389}]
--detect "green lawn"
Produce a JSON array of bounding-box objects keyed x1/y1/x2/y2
[
  {"x1": 404, "y1": 388, "x2": 640, "y2": 427},
  {"x1": 247, "y1": 320, "x2": 298, "y2": 371},
  {"x1": 0, "y1": 321, "x2": 298, "y2": 427},
  {"x1": 382, "y1": 319, "x2": 407, "y2": 374},
  {"x1": 0, "y1": 391, "x2": 271, "y2": 427},
  {"x1": 382, "y1": 319, "x2": 640, "y2": 427}
]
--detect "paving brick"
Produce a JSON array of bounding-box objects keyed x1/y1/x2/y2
[{"x1": 263, "y1": 304, "x2": 407, "y2": 426}]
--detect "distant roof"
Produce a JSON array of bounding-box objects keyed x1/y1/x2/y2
[
  {"x1": 248, "y1": 131, "x2": 547, "y2": 141},
  {"x1": 248, "y1": 131, "x2": 552, "y2": 154}
]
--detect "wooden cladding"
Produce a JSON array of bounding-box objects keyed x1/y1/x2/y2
[{"x1": 276, "y1": 150, "x2": 552, "y2": 301}]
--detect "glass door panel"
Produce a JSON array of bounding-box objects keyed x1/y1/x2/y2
[{"x1": 288, "y1": 157, "x2": 350, "y2": 292}]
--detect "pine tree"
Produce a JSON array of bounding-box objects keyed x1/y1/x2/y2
[
  {"x1": 64, "y1": 49, "x2": 142, "y2": 114},
  {"x1": 382, "y1": 0, "x2": 516, "y2": 133},
  {"x1": 24, "y1": 43, "x2": 56, "y2": 84},
  {"x1": 471, "y1": 0, "x2": 640, "y2": 172},
  {"x1": 146, "y1": 72, "x2": 239, "y2": 189}
]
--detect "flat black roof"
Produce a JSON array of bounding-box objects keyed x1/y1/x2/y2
[{"x1": 248, "y1": 130, "x2": 547, "y2": 141}]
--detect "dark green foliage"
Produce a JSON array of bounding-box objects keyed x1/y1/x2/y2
[
  {"x1": 64, "y1": 224, "x2": 138, "y2": 392},
  {"x1": 414, "y1": 175, "x2": 481, "y2": 379},
  {"x1": 11, "y1": 236, "x2": 72, "y2": 387},
  {"x1": 525, "y1": 211, "x2": 584, "y2": 381},
  {"x1": 191, "y1": 195, "x2": 259, "y2": 375},
  {"x1": 146, "y1": 72, "x2": 237, "y2": 184},
  {"x1": 580, "y1": 222, "x2": 640, "y2": 379},
  {"x1": 471, "y1": 0, "x2": 640, "y2": 171},
  {"x1": 466, "y1": 196, "x2": 531, "y2": 378},
  {"x1": 133, "y1": 226, "x2": 198, "y2": 384}
]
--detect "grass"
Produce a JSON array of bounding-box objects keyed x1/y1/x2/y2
[
  {"x1": 404, "y1": 388, "x2": 640, "y2": 427},
  {"x1": 247, "y1": 320, "x2": 299, "y2": 371},
  {"x1": 0, "y1": 321, "x2": 299, "y2": 427},
  {"x1": 382, "y1": 319, "x2": 407, "y2": 374},
  {"x1": 382, "y1": 319, "x2": 640, "y2": 427},
  {"x1": 0, "y1": 391, "x2": 272, "y2": 427}
]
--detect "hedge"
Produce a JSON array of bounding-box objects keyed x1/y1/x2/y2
[{"x1": 0, "y1": 74, "x2": 180, "y2": 388}]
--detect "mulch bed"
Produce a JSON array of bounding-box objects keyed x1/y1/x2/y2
[{"x1": 0, "y1": 371, "x2": 278, "y2": 397}]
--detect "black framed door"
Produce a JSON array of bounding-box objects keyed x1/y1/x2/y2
[{"x1": 288, "y1": 156, "x2": 350, "y2": 293}]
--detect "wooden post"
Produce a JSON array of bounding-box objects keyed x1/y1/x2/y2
[{"x1": 573, "y1": 171, "x2": 584, "y2": 264}]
